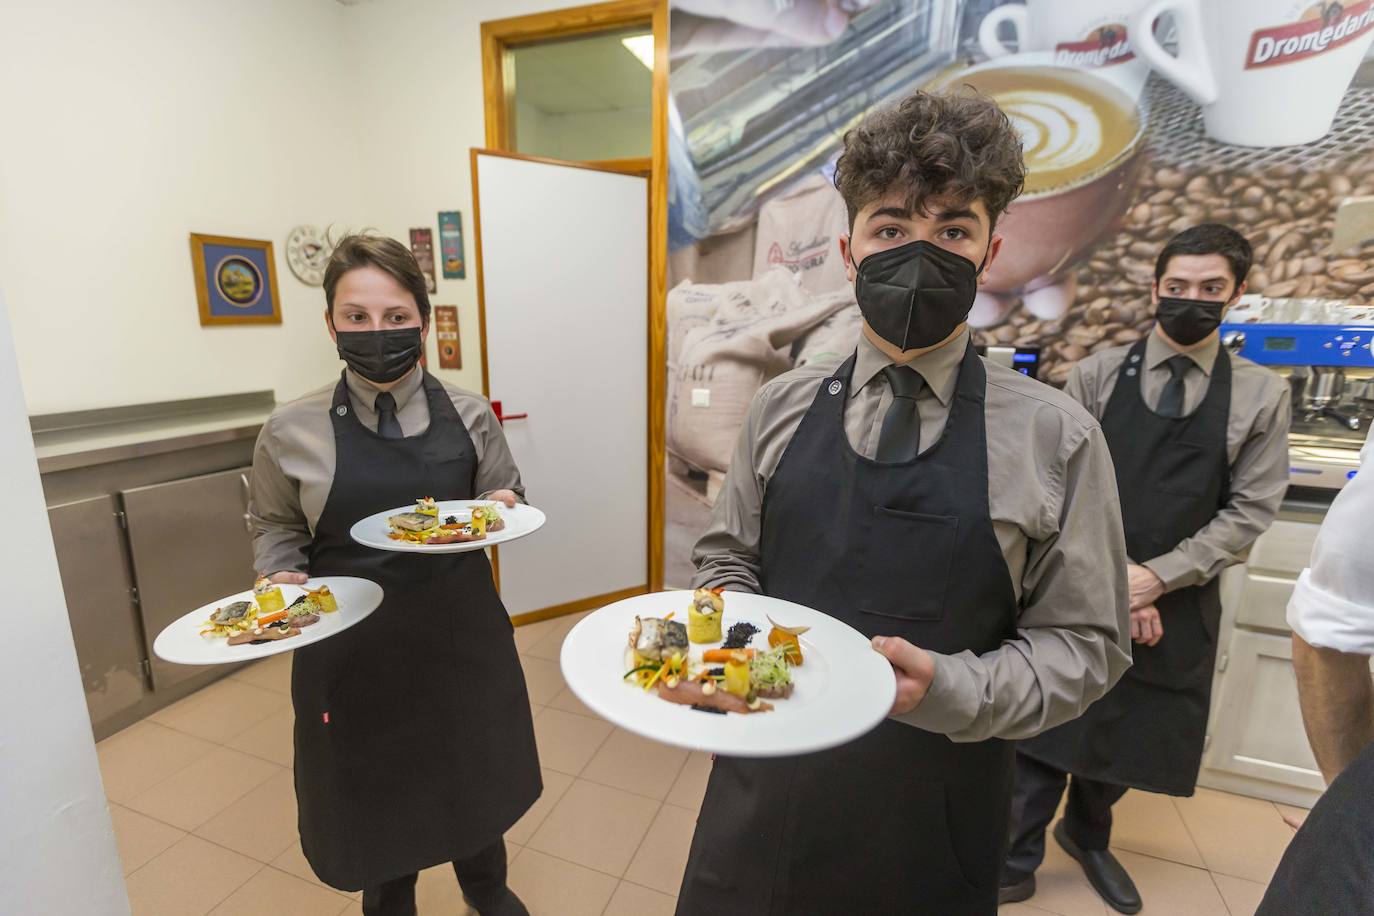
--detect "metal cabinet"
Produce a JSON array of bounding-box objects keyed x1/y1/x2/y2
[
  {"x1": 47, "y1": 495, "x2": 149, "y2": 726},
  {"x1": 121, "y1": 467, "x2": 255, "y2": 691}
]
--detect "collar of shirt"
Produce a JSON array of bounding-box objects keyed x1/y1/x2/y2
[
  {"x1": 851, "y1": 327, "x2": 967, "y2": 407},
  {"x1": 1146, "y1": 327, "x2": 1218, "y2": 376},
  {"x1": 344, "y1": 365, "x2": 425, "y2": 414}
]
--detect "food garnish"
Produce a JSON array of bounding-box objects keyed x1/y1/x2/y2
[
  {"x1": 687, "y1": 587, "x2": 725, "y2": 644},
  {"x1": 767, "y1": 616, "x2": 810, "y2": 666},
  {"x1": 307, "y1": 584, "x2": 338, "y2": 613},
  {"x1": 720, "y1": 621, "x2": 760, "y2": 650},
  {"x1": 253, "y1": 577, "x2": 286, "y2": 614}
]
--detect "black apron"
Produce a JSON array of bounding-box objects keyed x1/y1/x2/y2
[
  {"x1": 677, "y1": 344, "x2": 1020, "y2": 916},
  {"x1": 1020, "y1": 339, "x2": 1231, "y2": 796},
  {"x1": 291, "y1": 371, "x2": 541, "y2": 891}
]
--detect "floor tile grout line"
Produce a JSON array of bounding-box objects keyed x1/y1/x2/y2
[
  {"x1": 1169, "y1": 795, "x2": 1219, "y2": 875},
  {"x1": 1208, "y1": 867, "x2": 1241, "y2": 916},
  {"x1": 125, "y1": 760, "x2": 285, "y2": 836},
  {"x1": 614, "y1": 796, "x2": 666, "y2": 887}
]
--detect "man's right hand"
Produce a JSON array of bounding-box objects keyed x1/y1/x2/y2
[
  {"x1": 267, "y1": 570, "x2": 309, "y2": 585},
  {"x1": 1131, "y1": 605, "x2": 1163, "y2": 646}
]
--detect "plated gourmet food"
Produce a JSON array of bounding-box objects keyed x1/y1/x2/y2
[
  {"x1": 385, "y1": 497, "x2": 507, "y2": 545},
  {"x1": 623, "y1": 588, "x2": 810, "y2": 716},
  {"x1": 200, "y1": 580, "x2": 341, "y2": 648}
]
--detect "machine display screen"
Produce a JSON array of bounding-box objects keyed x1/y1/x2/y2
[{"x1": 1263, "y1": 337, "x2": 1298, "y2": 351}]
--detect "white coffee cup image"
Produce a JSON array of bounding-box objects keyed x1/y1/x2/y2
[
  {"x1": 978, "y1": 0, "x2": 1154, "y2": 96},
  {"x1": 935, "y1": 57, "x2": 1148, "y2": 326},
  {"x1": 1132, "y1": 0, "x2": 1374, "y2": 148}
]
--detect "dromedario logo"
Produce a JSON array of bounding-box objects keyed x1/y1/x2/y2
[
  {"x1": 1055, "y1": 24, "x2": 1134, "y2": 67},
  {"x1": 1246, "y1": 1, "x2": 1374, "y2": 69}
]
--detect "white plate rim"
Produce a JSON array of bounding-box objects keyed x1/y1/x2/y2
[
  {"x1": 348, "y1": 499, "x2": 546, "y2": 554},
  {"x1": 560, "y1": 590, "x2": 897, "y2": 757}
]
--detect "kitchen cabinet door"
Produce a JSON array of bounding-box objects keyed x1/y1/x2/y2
[
  {"x1": 1204, "y1": 629, "x2": 1323, "y2": 794},
  {"x1": 121, "y1": 467, "x2": 254, "y2": 690},
  {"x1": 47, "y1": 495, "x2": 149, "y2": 729}
]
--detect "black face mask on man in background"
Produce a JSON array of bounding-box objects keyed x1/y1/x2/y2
[
  {"x1": 854, "y1": 240, "x2": 987, "y2": 351},
  {"x1": 1156, "y1": 296, "x2": 1228, "y2": 347},
  {"x1": 334, "y1": 327, "x2": 423, "y2": 384}
]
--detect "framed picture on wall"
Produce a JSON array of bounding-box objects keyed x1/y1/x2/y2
[{"x1": 189, "y1": 233, "x2": 282, "y2": 326}]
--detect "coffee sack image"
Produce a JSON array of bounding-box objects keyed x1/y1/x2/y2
[{"x1": 662, "y1": 0, "x2": 1374, "y2": 587}]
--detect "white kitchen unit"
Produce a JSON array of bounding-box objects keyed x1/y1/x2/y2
[{"x1": 1200, "y1": 502, "x2": 1328, "y2": 807}]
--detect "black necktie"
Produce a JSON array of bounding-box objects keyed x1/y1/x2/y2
[
  {"x1": 1157, "y1": 356, "x2": 1191, "y2": 418},
  {"x1": 876, "y1": 365, "x2": 925, "y2": 462},
  {"x1": 375, "y1": 391, "x2": 403, "y2": 439}
]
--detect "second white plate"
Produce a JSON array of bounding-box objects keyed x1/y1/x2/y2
[
  {"x1": 349, "y1": 499, "x2": 546, "y2": 554},
  {"x1": 560, "y1": 591, "x2": 896, "y2": 758}
]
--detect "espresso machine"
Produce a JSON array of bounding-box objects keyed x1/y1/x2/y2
[{"x1": 1221, "y1": 296, "x2": 1374, "y2": 492}]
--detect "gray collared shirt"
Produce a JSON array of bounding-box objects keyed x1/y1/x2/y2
[
  {"x1": 693, "y1": 329, "x2": 1132, "y2": 743},
  {"x1": 248, "y1": 367, "x2": 525, "y2": 576},
  {"x1": 1065, "y1": 329, "x2": 1291, "y2": 591}
]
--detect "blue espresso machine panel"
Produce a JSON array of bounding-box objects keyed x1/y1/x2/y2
[{"x1": 1220, "y1": 322, "x2": 1374, "y2": 368}]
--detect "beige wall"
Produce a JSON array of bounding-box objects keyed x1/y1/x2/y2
[
  {"x1": 0, "y1": 0, "x2": 576, "y2": 414},
  {"x1": 339, "y1": 0, "x2": 578, "y2": 398}
]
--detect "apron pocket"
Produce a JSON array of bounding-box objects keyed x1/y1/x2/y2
[{"x1": 858, "y1": 507, "x2": 957, "y2": 622}]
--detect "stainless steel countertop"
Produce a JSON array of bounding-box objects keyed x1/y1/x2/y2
[{"x1": 31, "y1": 392, "x2": 274, "y2": 474}]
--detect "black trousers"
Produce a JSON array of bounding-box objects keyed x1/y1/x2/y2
[
  {"x1": 1004, "y1": 751, "x2": 1130, "y2": 881},
  {"x1": 362, "y1": 839, "x2": 507, "y2": 916}
]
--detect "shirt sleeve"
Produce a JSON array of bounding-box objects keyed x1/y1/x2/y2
[
  {"x1": 1062, "y1": 357, "x2": 1099, "y2": 418},
  {"x1": 469, "y1": 404, "x2": 527, "y2": 502},
  {"x1": 1143, "y1": 382, "x2": 1291, "y2": 591},
  {"x1": 1288, "y1": 431, "x2": 1374, "y2": 654},
  {"x1": 248, "y1": 416, "x2": 313, "y2": 576},
  {"x1": 690, "y1": 386, "x2": 773, "y2": 594},
  {"x1": 898, "y1": 421, "x2": 1132, "y2": 742}
]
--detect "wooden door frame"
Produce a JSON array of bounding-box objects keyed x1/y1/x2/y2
[{"x1": 479, "y1": 0, "x2": 668, "y2": 598}]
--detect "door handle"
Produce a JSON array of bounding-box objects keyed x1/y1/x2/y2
[{"x1": 491, "y1": 400, "x2": 528, "y2": 425}]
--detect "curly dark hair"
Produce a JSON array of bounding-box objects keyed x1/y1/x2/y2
[{"x1": 833, "y1": 88, "x2": 1026, "y2": 230}]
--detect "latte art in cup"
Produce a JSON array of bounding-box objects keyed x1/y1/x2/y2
[{"x1": 953, "y1": 67, "x2": 1141, "y2": 195}]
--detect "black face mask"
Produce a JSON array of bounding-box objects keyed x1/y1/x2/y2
[
  {"x1": 854, "y1": 240, "x2": 985, "y2": 351},
  {"x1": 334, "y1": 327, "x2": 423, "y2": 383},
  {"x1": 1156, "y1": 297, "x2": 1227, "y2": 346}
]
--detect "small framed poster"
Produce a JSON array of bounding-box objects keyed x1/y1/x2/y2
[
  {"x1": 190, "y1": 234, "x2": 282, "y2": 326},
  {"x1": 410, "y1": 227, "x2": 438, "y2": 294},
  {"x1": 439, "y1": 211, "x2": 466, "y2": 279},
  {"x1": 434, "y1": 305, "x2": 461, "y2": 369}
]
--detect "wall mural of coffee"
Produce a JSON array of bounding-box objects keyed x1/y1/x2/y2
[{"x1": 664, "y1": 0, "x2": 1374, "y2": 587}]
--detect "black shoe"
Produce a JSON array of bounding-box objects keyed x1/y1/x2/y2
[
  {"x1": 462, "y1": 887, "x2": 530, "y2": 916},
  {"x1": 999, "y1": 873, "x2": 1036, "y2": 905},
  {"x1": 1054, "y1": 820, "x2": 1141, "y2": 914}
]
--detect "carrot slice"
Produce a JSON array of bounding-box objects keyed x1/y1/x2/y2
[
  {"x1": 702, "y1": 648, "x2": 755, "y2": 663},
  {"x1": 257, "y1": 608, "x2": 288, "y2": 627}
]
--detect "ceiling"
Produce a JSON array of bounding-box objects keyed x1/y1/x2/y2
[{"x1": 512, "y1": 29, "x2": 652, "y2": 116}]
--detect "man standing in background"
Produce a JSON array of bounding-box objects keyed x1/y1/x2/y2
[{"x1": 1005, "y1": 225, "x2": 1292, "y2": 914}]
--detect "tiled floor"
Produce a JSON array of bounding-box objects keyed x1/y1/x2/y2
[{"x1": 99, "y1": 611, "x2": 1304, "y2": 915}]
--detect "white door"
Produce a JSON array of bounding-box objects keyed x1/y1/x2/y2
[{"x1": 473, "y1": 150, "x2": 648, "y2": 618}]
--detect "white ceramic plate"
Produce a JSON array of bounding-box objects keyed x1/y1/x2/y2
[
  {"x1": 348, "y1": 500, "x2": 546, "y2": 555},
  {"x1": 560, "y1": 591, "x2": 897, "y2": 757},
  {"x1": 152, "y1": 576, "x2": 383, "y2": 666}
]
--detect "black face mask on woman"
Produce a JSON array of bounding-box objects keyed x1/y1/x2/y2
[
  {"x1": 334, "y1": 327, "x2": 423, "y2": 383},
  {"x1": 854, "y1": 240, "x2": 986, "y2": 351},
  {"x1": 1156, "y1": 297, "x2": 1227, "y2": 346}
]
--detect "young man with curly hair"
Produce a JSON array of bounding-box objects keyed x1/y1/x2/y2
[{"x1": 676, "y1": 89, "x2": 1132, "y2": 915}]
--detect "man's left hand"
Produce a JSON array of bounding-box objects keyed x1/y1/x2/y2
[
  {"x1": 1128, "y1": 563, "x2": 1165, "y2": 610},
  {"x1": 872, "y1": 635, "x2": 935, "y2": 716}
]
